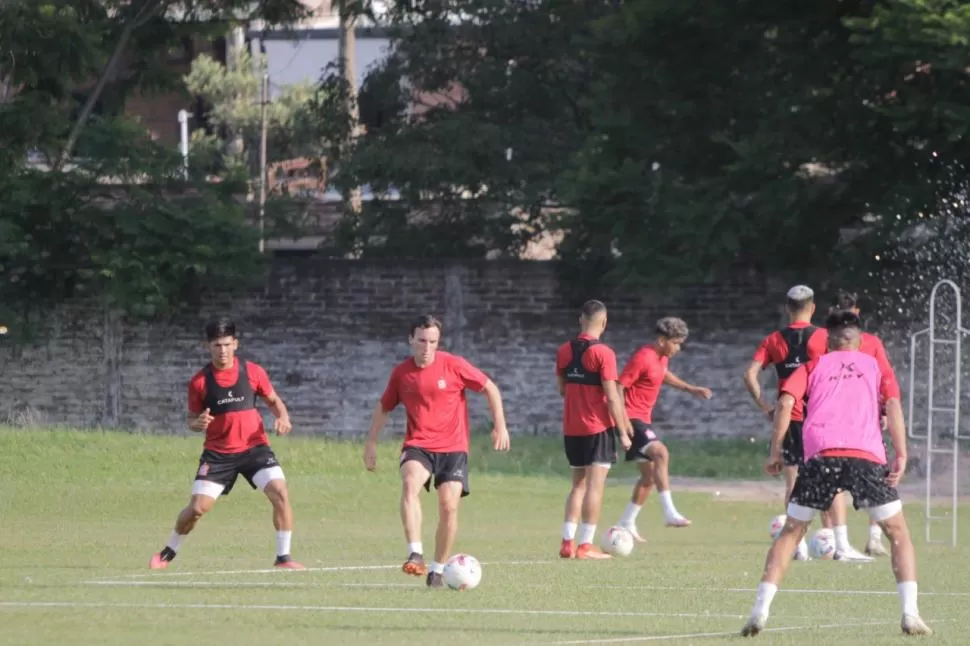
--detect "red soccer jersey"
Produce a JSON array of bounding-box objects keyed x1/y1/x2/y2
[
  {"x1": 859, "y1": 332, "x2": 901, "y2": 401},
  {"x1": 380, "y1": 351, "x2": 490, "y2": 454},
  {"x1": 619, "y1": 345, "x2": 668, "y2": 424},
  {"x1": 556, "y1": 334, "x2": 619, "y2": 437},
  {"x1": 188, "y1": 358, "x2": 274, "y2": 454},
  {"x1": 752, "y1": 321, "x2": 828, "y2": 421}
]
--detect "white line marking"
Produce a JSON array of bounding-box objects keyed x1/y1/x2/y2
[
  {"x1": 595, "y1": 584, "x2": 970, "y2": 597},
  {"x1": 102, "y1": 559, "x2": 554, "y2": 579},
  {"x1": 0, "y1": 600, "x2": 747, "y2": 620},
  {"x1": 543, "y1": 619, "x2": 911, "y2": 644}
]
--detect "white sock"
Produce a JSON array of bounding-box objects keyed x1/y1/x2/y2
[
  {"x1": 796, "y1": 538, "x2": 808, "y2": 555},
  {"x1": 166, "y1": 531, "x2": 184, "y2": 553},
  {"x1": 897, "y1": 581, "x2": 919, "y2": 617},
  {"x1": 275, "y1": 530, "x2": 292, "y2": 557},
  {"x1": 752, "y1": 582, "x2": 778, "y2": 617},
  {"x1": 430, "y1": 561, "x2": 445, "y2": 574},
  {"x1": 562, "y1": 522, "x2": 578, "y2": 541},
  {"x1": 619, "y1": 502, "x2": 642, "y2": 526},
  {"x1": 659, "y1": 490, "x2": 678, "y2": 518},
  {"x1": 578, "y1": 523, "x2": 596, "y2": 545},
  {"x1": 408, "y1": 541, "x2": 423, "y2": 555},
  {"x1": 833, "y1": 524, "x2": 851, "y2": 552},
  {"x1": 869, "y1": 524, "x2": 884, "y2": 542}
]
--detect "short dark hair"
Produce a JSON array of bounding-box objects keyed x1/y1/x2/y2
[
  {"x1": 656, "y1": 316, "x2": 689, "y2": 339},
  {"x1": 580, "y1": 299, "x2": 607, "y2": 319},
  {"x1": 204, "y1": 317, "x2": 236, "y2": 341},
  {"x1": 409, "y1": 314, "x2": 442, "y2": 338},
  {"x1": 825, "y1": 308, "x2": 862, "y2": 330},
  {"x1": 831, "y1": 289, "x2": 859, "y2": 311}
]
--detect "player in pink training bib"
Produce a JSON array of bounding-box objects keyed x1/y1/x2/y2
[{"x1": 740, "y1": 309, "x2": 931, "y2": 638}]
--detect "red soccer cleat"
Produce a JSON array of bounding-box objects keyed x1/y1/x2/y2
[
  {"x1": 559, "y1": 539, "x2": 576, "y2": 559},
  {"x1": 576, "y1": 543, "x2": 612, "y2": 560},
  {"x1": 149, "y1": 553, "x2": 170, "y2": 570},
  {"x1": 274, "y1": 556, "x2": 305, "y2": 570}
]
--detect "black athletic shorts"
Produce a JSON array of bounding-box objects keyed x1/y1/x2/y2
[
  {"x1": 400, "y1": 447, "x2": 470, "y2": 497},
  {"x1": 564, "y1": 428, "x2": 617, "y2": 468},
  {"x1": 782, "y1": 421, "x2": 804, "y2": 467},
  {"x1": 789, "y1": 456, "x2": 900, "y2": 512},
  {"x1": 624, "y1": 419, "x2": 660, "y2": 462},
  {"x1": 195, "y1": 444, "x2": 281, "y2": 496}
]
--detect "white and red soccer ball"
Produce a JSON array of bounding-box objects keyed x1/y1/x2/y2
[{"x1": 443, "y1": 553, "x2": 482, "y2": 590}]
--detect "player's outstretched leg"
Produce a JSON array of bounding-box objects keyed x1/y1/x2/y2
[
  {"x1": 262, "y1": 475, "x2": 304, "y2": 570},
  {"x1": 428, "y1": 481, "x2": 463, "y2": 589},
  {"x1": 644, "y1": 441, "x2": 690, "y2": 527},
  {"x1": 781, "y1": 465, "x2": 809, "y2": 561},
  {"x1": 400, "y1": 459, "x2": 430, "y2": 576},
  {"x1": 741, "y1": 514, "x2": 810, "y2": 636},
  {"x1": 866, "y1": 517, "x2": 889, "y2": 556},
  {"x1": 575, "y1": 465, "x2": 612, "y2": 560},
  {"x1": 150, "y1": 485, "x2": 220, "y2": 569},
  {"x1": 618, "y1": 461, "x2": 653, "y2": 543},
  {"x1": 872, "y1": 503, "x2": 932, "y2": 636}
]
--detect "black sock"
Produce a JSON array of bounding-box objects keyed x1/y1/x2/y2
[
  {"x1": 160, "y1": 547, "x2": 177, "y2": 562},
  {"x1": 275, "y1": 554, "x2": 291, "y2": 564}
]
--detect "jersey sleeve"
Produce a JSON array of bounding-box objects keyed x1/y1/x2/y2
[
  {"x1": 556, "y1": 343, "x2": 571, "y2": 375},
  {"x1": 872, "y1": 339, "x2": 902, "y2": 400},
  {"x1": 187, "y1": 374, "x2": 206, "y2": 414},
  {"x1": 807, "y1": 328, "x2": 829, "y2": 360},
  {"x1": 752, "y1": 333, "x2": 778, "y2": 368},
  {"x1": 618, "y1": 351, "x2": 643, "y2": 388},
  {"x1": 780, "y1": 364, "x2": 809, "y2": 402},
  {"x1": 380, "y1": 368, "x2": 401, "y2": 412},
  {"x1": 593, "y1": 345, "x2": 619, "y2": 382},
  {"x1": 454, "y1": 356, "x2": 490, "y2": 393},
  {"x1": 247, "y1": 362, "x2": 275, "y2": 398}
]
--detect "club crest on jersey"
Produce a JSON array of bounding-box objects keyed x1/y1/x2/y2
[{"x1": 437, "y1": 379, "x2": 446, "y2": 389}]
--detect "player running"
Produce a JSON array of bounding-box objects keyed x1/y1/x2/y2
[
  {"x1": 149, "y1": 317, "x2": 302, "y2": 570},
  {"x1": 741, "y1": 309, "x2": 931, "y2": 637},
  {"x1": 556, "y1": 300, "x2": 634, "y2": 560},
  {"x1": 615, "y1": 317, "x2": 712, "y2": 541},
  {"x1": 363, "y1": 315, "x2": 511, "y2": 588}
]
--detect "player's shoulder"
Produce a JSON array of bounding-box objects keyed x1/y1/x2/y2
[
  {"x1": 241, "y1": 358, "x2": 268, "y2": 375},
  {"x1": 437, "y1": 350, "x2": 469, "y2": 368},
  {"x1": 188, "y1": 365, "x2": 209, "y2": 388}
]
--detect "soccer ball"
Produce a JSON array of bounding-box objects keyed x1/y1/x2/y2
[
  {"x1": 769, "y1": 514, "x2": 787, "y2": 540},
  {"x1": 809, "y1": 529, "x2": 836, "y2": 560},
  {"x1": 442, "y1": 553, "x2": 482, "y2": 590},
  {"x1": 600, "y1": 526, "x2": 635, "y2": 557}
]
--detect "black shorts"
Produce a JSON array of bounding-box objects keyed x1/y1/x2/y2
[
  {"x1": 564, "y1": 428, "x2": 617, "y2": 468},
  {"x1": 195, "y1": 445, "x2": 281, "y2": 496},
  {"x1": 782, "y1": 421, "x2": 804, "y2": 467},
  {"x1": 625, "y1": 420, "x2": 660, "y2": 462},
  {"x1": 789, "y1": 456, "x2": 900, "y2": 512},
  {"x1": 400, "y1": 447, "x2": 470, "y2": 498}
]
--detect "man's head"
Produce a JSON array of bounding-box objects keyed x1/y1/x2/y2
[
  {"x1": 204, "y1": 317, "x2": 238, "y2": 369},
  {"x1": 579, "y1": 299, "x2": 608, "y2": 337},
  {"x1": 825, "y1": 309, "x2": 863, "y2": 351},
  {"x1": 785, "y1": 284, "x2": 815, "y2": 322},
  {"x1": 830, "y1": 289, "x2": 861, "y2": 316},
  {"x1": 409, "y1": 314, "x2": 442, "y2": 368},
  {"x1": 654, "y1": 316, "x2": 689, "y2": 358}
]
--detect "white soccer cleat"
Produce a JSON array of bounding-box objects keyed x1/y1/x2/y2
[
  {"x1": 619, "y1": 523, "x2": 647, "y2": 543},
  {"x1": 664, "y1": 515, "x2": 692, "y2": 528},
  {"x1": 833, "y1": 546, "x2": 875, "y2": 563},
  {"x1": 901, "y1": 614, "x2": 933, "y2": 636},
  {"x1": 865, "y1": 539, "x2": 889, "y2": 557},
  {"x1": 740, "y1": 614, "x2": 767, "y2": 637}
]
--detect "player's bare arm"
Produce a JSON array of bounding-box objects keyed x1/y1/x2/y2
[
  {"x1": 482, "y1": 379, "x2": 511, "y2": 451},
  {"x1": 556, "y1": 372, "x2": 565, "y2": 397},
  {"x1": 767, "y1": 394, "x2": 794, "y2": 476},
  {"x1": 743, "y1": 360, "x2": 773, "y2": 418},
  {"x1": 363, "y1": 401, "x2": 391, "y2": 471},
  {"x1": 884, "y1": 398, "x2": 908, "y2": 487},
  {"x1": 261, "y1": 391, "x2": 292, "y2": 435},
  {"x1": 187, "y1": 408, "x2": 213, "y2": 432},
  {"x1": 603, "y1": 380, "x2": 633, "y2": 450},
  {"x1": 663, "y1": 372, "x2": 713, "y2": 400}
]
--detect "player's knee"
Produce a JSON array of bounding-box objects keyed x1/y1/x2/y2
[
  {"x1": 401, "y1": 478, "x2": 423, "y2": 498},
  {"x1": 188, "y1": 500, "x2": 210, "y2": 518},
  {"x1": 647, "y1": 442, "x2": 668, "y2": 462}
]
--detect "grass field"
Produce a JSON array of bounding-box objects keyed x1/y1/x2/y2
[{"x1": 1, "y1": 428, "x2": 968, "y2": 645}]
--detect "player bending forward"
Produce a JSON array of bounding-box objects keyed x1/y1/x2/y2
[
  {"x1": 741, "y1": 310, "x2": 931, "y2": 637},
  {"x1": 615, "y1": 317, "x2": 712, "y2": 541},
  {"x1": 150, "y1": 318, "x2": 302, "y2": 570},
  {"x1": 363, "y1": 315, "x2": 510, "y2": 588}
]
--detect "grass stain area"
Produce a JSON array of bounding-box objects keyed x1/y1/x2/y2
[{"x1": 0, "y1": 427, "x2": 966, "y2": 645}]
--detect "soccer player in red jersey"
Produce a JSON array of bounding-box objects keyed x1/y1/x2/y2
[
  {"x1": 555, "y1": 300, "x2": 634, "y2": 560},
  {"x1": 149, "y1": 318, "x2": 302, "y2": 570},
  {"x1": 614, "y1": 317, "x2": 712, "y2": 541},
  {"x1": 363, "y1": 315, "x2": 510, "y2": 588}
]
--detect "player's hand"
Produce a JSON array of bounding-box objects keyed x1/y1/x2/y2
[
  {"x1": 763, "y1": 406, "x2": 775, "y2": 421},
  {"x1": 363, "y1": 441, "x2": 378, "y2": 471},
  {"x1": 765, "y1": 449, "x2": 783, "y2": 477},
  {"x1": 886, "y1": 455, "x2": 907, "y2": 487},
  {"x1": 691, "y1": 386, "x2": 713, "y2": 400},
  {"x1": 619, "y1": 427, "x2": 633, "y2": 451},
  {"x1": 274, "y1": 416, "x2": 292, "y2": 435},
  {"x1": 491, "y1": 425, "x2": 511, "y2": 451},
  {"x1": 189, "y1": 408, "x2": 213, "y2": 432}
]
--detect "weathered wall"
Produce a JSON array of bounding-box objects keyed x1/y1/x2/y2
[{"x1": 0, "y1": 258, "x2": 927, "y2": 440}]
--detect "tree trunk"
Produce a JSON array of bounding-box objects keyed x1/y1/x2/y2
[
  {"x1": 101, "y1": 303, "x2": 125, "y2": 429},
  {"x1": 338, "y1": 0, "x2": 363, "y2": 216}
]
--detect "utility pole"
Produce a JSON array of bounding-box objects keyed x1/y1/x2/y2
[{"x1": 258, "y1": 72, "x2": 268, "y2": 253}]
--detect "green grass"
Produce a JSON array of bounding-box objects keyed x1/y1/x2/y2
[{"x1": 0, "y1": 427, "x2": 967, "y2": 645}]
